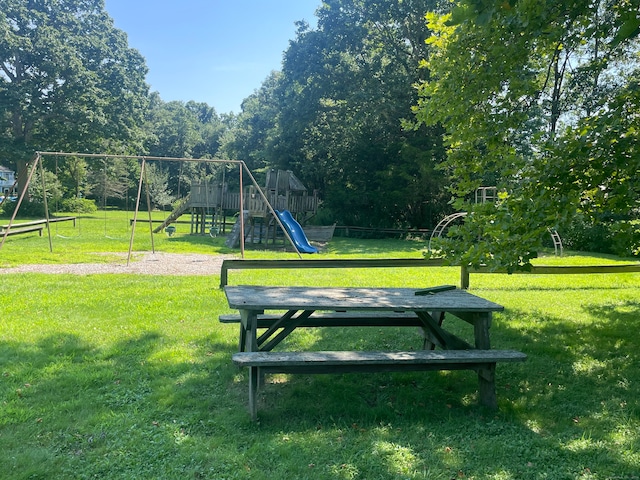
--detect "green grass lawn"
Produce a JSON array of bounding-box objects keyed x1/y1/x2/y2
[{"x1": 1, "y1": 211, "x2": 639, "y2": 479}]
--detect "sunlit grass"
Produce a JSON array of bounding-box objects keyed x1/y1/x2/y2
[{"x1": 1, "y1": 212, "x2": 639, "y2": 479}]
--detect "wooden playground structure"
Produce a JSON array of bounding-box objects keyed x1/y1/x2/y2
[{"x1": 154, "y1": 169, "x2": 320, "y2": 247}]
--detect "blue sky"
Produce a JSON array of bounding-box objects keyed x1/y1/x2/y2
[{"x1": 104, "y1": 0, "x2": 320, "y2": 114}]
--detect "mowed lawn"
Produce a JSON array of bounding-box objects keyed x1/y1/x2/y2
[{"x1": 1, "y1": 213, "x2": 639, "y2": 479}]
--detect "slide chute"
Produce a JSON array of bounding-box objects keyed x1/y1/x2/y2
[{"x1": 275, "y1": 210, "x2": 318, "y2": 254}]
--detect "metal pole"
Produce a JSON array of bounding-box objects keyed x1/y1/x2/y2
[
  {"x1": 240, "y1": 162, "x2": 302, "y2": 258},
  {"x1": 128, "y1": 158, "x2": 146, "y2": 266},
  {"x1": 0, "y1": 154, "x2": 40, "y2": 251},
  {"x1": 38, "y1": 154, "x2": 53, "y2": 252}
]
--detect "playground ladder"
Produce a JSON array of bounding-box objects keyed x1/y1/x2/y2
[{"x1": 549, "y1": 229, "x2": 563, "y2": 256}]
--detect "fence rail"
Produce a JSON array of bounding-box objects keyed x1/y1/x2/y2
[
  {"x1": 219, "y1": 258, "x2": 447, "y2": 288},
  {"x1": 462, "y1": 263, "x2": 640, "y2": 289},
  {"x1": 220, "y1": 258, "x2": 640, "y2": 289}
]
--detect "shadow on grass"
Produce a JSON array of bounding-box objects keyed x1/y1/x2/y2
[
  {"x1": 3, "y1": 301, "x2": 639, "y2": 478},
  {"x1": 235, "y1": 301, "x2": 640, "y2": 478},
  {"x1": 0, "y1": 330, "x2": 250, "y2": 478}
]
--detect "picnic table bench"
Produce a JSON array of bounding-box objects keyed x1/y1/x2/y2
[
  {"x1": 0, "y1": 216, "x2": 76, "y2": 230},
  {"x1": 223, "y1": 286, "x2": 526, "y2": 420},
  {"x1": 233, "y1": 349, "x2": 526, "y2": 419},
  {"x1": 0, "y1": 224, "x2": 44, "y2": 236},
  {"x1": 220, "y1": 311, "x2": 435, "y2": 351},
  {"x1": 1, "y1": 216, "x2": 77, "y2": 239}
]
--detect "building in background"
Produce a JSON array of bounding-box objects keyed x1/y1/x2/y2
[{"x1": 0, "y1": 165, "x2": 17, "y2": 198}]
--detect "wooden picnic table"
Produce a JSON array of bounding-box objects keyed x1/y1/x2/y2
[{"x1": 223, "y1": 285, "x2": 525, "y2": 419}]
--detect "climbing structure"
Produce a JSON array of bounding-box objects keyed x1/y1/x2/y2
[{"x1": 428, "y1": 187, "x2": 563, "y2": 255}]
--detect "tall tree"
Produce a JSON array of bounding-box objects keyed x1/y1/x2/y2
[
  {"x1": 252, "y1": 0, "x2": 450, "y2": 229},
  {"x1": 0, "y1": 0, "x2": 149, "y2": 165},
  {"x1": 143, "y1": 95, "x2": 226, "y2": 196},
  {"x1": 221, "y1": 71, "x2": 281, "y2": 174},
  {"x1": 414, "y1": 0, "x2": 640, "y2": 268}
]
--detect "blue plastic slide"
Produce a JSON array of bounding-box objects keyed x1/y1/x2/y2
[{"x1": 275, "y1": 210, "x2": 318, "y2": 254}]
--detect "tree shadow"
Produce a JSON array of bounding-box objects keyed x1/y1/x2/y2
[
  {"x1": 228, "y1": 299, "x2": 640, "y2": 477},
  {"x1": 3, "y1": 298, "x2": 639, "y2": 479}
]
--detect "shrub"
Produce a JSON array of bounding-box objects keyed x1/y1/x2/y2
[
  {"x1": 1, "y1": 199, "x2": 47, "y2": 217},
  {"x1": 60, "y1": 197, "x2": 98, "y2": 213},
  {"x1": 562, "y1": 215, "x2": 640, "y2": 257}
]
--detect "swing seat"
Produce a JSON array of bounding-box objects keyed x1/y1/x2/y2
[{"x1": 165, "y1": 225, "x2": 176, "y2": 236}]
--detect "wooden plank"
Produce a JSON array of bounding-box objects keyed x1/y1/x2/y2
[
  {"x1": 225, "y1": 286, "x2": 504, "y2": 313},
  {"x1": 232, "y1": 349, "x2": 527, "y2": 367},
  {"x1": 1, "y1": 225, "x2": 44, "y2": 236},
  {"x1": 470, "y1": 264, "x2": 640, "y2": 275},
  {"x1": 415, "y1": 311, "x2": 472, "y2": 350},
  {"x1": 219, "y1": 311, "x2": 423, "y2": 327},
  {"x1": 0, "y1": 216, "x2": 76, "y2": 229},
  {"x1": 220, "y1": 257, "x2": 447, "y2": 288}
]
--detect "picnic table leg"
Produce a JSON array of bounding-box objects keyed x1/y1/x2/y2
[
  {"x1": 240, "y1": 310, "x2": 259, "y2": 352},
  {"x1": 421, "y1": 311, "x2": 445, "y2": 349},
  {"x1": 249, "y1": 366, "x2": 259, "y2": 421},
  {"x1": 474, "y1": 312, "x2": 497, "y2": 408},
  {"x1": 238, "y1": 324, "x2": 246, "y2": 352},
  {"x1": 240, "y1": 309, "x2": 266, "y2": 394}
]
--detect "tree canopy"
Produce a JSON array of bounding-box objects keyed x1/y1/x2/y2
[
  {"x1": 0, "y1": 0, "x2": 149, "y2": 162},
  {"x1": 224, "y1": 0, "x2": 452, "y2": 229},
  {"x1": 414, "y1": 0, "x2": 640, "y2": 268}
]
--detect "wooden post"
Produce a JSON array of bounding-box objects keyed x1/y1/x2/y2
[
  {"x1": 220, "y1": 263, "x2": 228, "y2": 289},
  {"x1": 249, "y1": 366, "x2": 259, "y2": 421},
  {"x1": 474, "y1": 312, "x2": 497, "y2": 408},
  {"x1": 461, "y1": 264, "x2": 470, "y2": 289}
]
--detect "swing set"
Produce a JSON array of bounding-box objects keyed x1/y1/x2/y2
[{"x1": 0, "y1": 151, "x2": 303, "y2": 260}]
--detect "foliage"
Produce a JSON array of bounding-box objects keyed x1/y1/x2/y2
[
  {"x1": 224, "y1": 0, "x2": 452, "y2": 229},
  {"x1": 0, "y1": 0, "x2": 150, "y2": 163},
  {"x1": 143, "y1": 94, "x2": 231, "y2": 196},
  {"x1": 414, "y1": 0, "x2": 640, "y2": 270},
  {"x1": 2, "y1": 198, "x2": 44, "y2": 217},
  {"x1": 87, "y1": 156, "x2": 134, "y2": 208},
  {"x1": 54, "y1": 156, "x2": 90, "y2": 200},
  {"x1": 59, "y1": 197, "x2": 97, "y2": 214},
  {"x1": 2, "y1": 167, "x2": 62, "y2": 217},
  {"x1": 143, "y1": 161, "x2": 175, "y2": 209},
  {"x1": 219, "y1": 71, "x2": 281, "y2": 174},
  {"x1": 563, "y1": 214, "x2": 640, "y2": 257}
]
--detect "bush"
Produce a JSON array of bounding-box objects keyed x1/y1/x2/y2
[
  {"x1": 1, "y1": 199, "x2": 47, "y2": 217},
  {"x1": 60, "y1": 197, "x2": 98, "y2": 213},
  {"x1": 562, "y1": 215, "x2": 640, "y2": 257}
]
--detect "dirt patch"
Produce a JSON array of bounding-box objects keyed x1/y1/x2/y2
[{"x1": 0, "y1": 252, "x2": 236, "y2": 276}]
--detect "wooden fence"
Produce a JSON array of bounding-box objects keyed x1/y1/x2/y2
[
  {"x1": 219, "y1": 258, "x2": 447, "y2": 288},
  {"x1": 220, "y1": 258, "x2": 640, "y2": 289},
  {"x1": 461, "y1": 263, "x2": 640, "y2": 289}
]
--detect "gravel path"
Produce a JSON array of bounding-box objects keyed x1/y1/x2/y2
[{"x1": 0, "y1": 252, "x2": 235, "y2": 276}]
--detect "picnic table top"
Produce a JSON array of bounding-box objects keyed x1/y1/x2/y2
[{"x1": 224, "y1": 285, "x2": 504, "y2": 313}]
